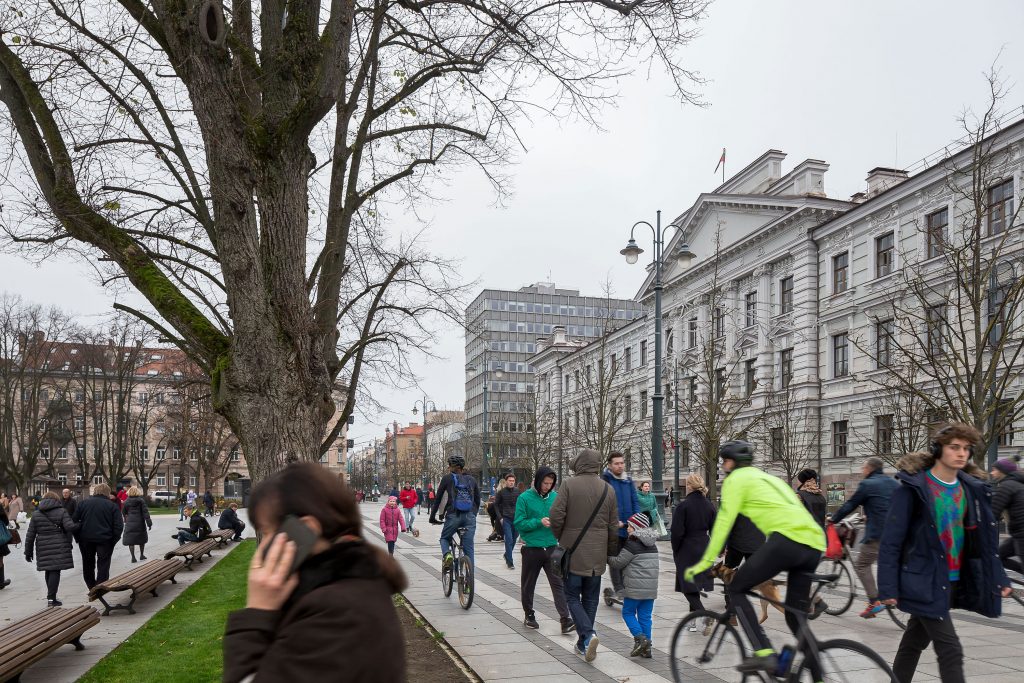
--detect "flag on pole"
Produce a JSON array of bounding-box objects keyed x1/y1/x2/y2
[{"x1": 714, "y1": 147, "x2": 726, "y2": 174}]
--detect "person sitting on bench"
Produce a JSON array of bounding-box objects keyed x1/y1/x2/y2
[
  {"x1": 173, "y1": 504, "x2": 212, "y2": 545},
  {"x1": 218, "y1": 503, "x2": 246, "y2": 541}
]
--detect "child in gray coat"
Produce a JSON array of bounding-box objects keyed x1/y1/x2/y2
[{"x1": 607, "y1": 511, "x2": 659, "y2": 658}]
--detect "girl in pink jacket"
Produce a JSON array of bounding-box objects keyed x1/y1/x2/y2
[{"x1": 379, "y1": 496, "x2": 406, "y2": 555}]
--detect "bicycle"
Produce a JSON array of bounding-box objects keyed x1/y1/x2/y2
[
  {"x1": 670, "y1": 568, "x2": 897, "y2": 683},
  {"x1": 441, "y1": 526, "x2": 474, "y2": 610}
]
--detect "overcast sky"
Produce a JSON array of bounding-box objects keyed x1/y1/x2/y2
[{"x1": 2, "y1": 1, "x2": 1023, "y2": 453}]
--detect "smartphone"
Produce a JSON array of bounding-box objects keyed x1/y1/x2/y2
[{"x1": 262, "y1": 515, "x2": 317, "y2": 574}]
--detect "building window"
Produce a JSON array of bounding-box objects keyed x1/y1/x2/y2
[
  {"x1": 833, "y1": 332, "x2": 849, "y2": 378},
  {"x1": 640, "y1": 391, "x2": 648, "y2": 419},
  {"x1": 875, "y1": 232, "x2": 894, "y2": 278},
  {"x1": 770, "y1": 427, "x2": 784, "y2": 461},
  {"x1": 780, "y1": 348, "x2": 794, "y2": 389},
  {"x1": 57, "y1": 446, "x2": 67, "y2": 460},
  {"x1": 623, "y1": 348, "x2": 632, "y2": 371},
  {"x1": 998, "y1": 399, "x2": 1014, "y2": 446},
  {"x1": 156, "y1": 447, "x2": 166, "y2": 461},
  {"x1": 689, "y1": 377, "x2": 697, "y2": 405},
  {"x1": 988, "y1": 179, "x2": 1014, "y2": 236},
  {"x1": 780, "y1": 276, "x2": 794, "y2": 314},
  {"x1": 172, "y1": 447, "x2": 181, "y2": 460},
  {"x1": 832, "y1": 252, "x2": 849, "y2": 294},
  {"x1": 92, "y1": 474, "x2": 104, "y2": 485},
  {"x1": 139, "y1": 446, "x2": 148, "y2": 462},
  {"x1": 73, "y1": 417, "x2": 85, "y2": 431},
  {"x1": 876, "y1": 414, "x2": 894, "y2": 455},
  {"x1": 714, "y1": 368, "x2": 726, "y2": 400},
  {"x1": 688, "y1": 317, "x2": 698, "y2": 348},
  {"x1": 173, "y1": 475, "x2": 181, "y2": 487},
  {"x1": 624, "y1": 397, "x2": 632, "y2": 423},
  {"x1": 876, "y1": 319, "x2": 893, "y2": 367},
  {"x1": 156, "y1": 474, "x2": 166, "y2": 487},
  {"x1": 744, "y1": 291, "x2": 757, "y2": 327},
  {"x1": 640, "y1": 340, "x2": 648, "y2": 366},
  {"x1": 712, "y1": 307, "x2": 725, "y2": 339},
  {"x1": 833, "y1": 420, "x2": 849, "y2": 459},
  {"x1": 744, "y1": 359, "x2": 757, "y2": 397},
  {"x1": 58, "y1": 472, "x2": 67, "y2": 485},
  {"x1": 574, "y1": 410, "x2": 580, "y2": 432},
  {"x1": 926, "y1": 208, "x2": 947, "y2": 258},
  {"x1": 926, "y1": 305, "x2": 945, "y2": 355},
  {"x1": 665, "y1": 328, "x2": 675, "y2": 355}
]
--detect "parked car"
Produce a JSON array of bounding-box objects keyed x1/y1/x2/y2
[{"x1": 149, "y1": 490, "x2": 176, "y2": 505}]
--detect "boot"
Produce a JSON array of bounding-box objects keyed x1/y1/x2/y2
[
  {"x1": 630, "y1": 635, "x2": 645, "y2": 657},
  {"x1": 0, "y1": 567, "x2": 9, "y2": 589},
  {"x1": 524, "y1": 610, "x2": 539, "y2": 629},
  {"x1": 560, "y1": 617, "x2": 575, "y2": 634},
  {"x1": 641, "y1": 637, "x2": 652, "y2": 659}
]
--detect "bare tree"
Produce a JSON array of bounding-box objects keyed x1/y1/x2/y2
[
  {"x1": 862, "y1": 71, "x2": 1024, "y2": 467},
  {"x1": 0, "y1": 1, "x2": 708, "y2": 482},
  {"x1": 756, "y1": 381, "x2": 818, "y2": 485}
]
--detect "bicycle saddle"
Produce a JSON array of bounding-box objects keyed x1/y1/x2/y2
[{"x1": 805, "y1": 572, "x2": 841, "y2": 583}]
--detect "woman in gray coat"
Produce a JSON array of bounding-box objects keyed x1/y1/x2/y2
[
  {"x1": 25, "y1": 491, "x2": 78, "y2": 605},
  {"x1": 122, "y1": 486, "x2": 152, "y2": 562}
]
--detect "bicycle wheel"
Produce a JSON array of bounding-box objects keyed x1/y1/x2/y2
[
  {"x1": 670, "y1": 610, "x2": 761, "y2": 683},
  {"x1": 814, "y1": 559, "x2": 856, "y2": 616},
  {"x1": 457, "y1": 555, "x2": 474, "y2": 609},
  {"x1": 886, "y1": 605, "x2": 906, "y2": 630},
  {"x1": 442, "y1": 561, "x2": 454, "y2": 597},
  {"x1": 792, "y1": 638, "x2": 897, "y2": 683}
]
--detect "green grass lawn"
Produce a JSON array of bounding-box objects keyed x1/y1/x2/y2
[{"x1": 78, "y1": 540, "x2": 255, "y2": 683}]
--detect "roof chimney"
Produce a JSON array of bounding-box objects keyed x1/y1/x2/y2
[
  {"x1": 552, "y1": 325, "x2": 567, "y2": 345},
  {"x1": 865, "y1": 167, "x2": 908, "y2": 198}
]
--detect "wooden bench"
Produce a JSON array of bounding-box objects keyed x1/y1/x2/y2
[
  {"x1": 164, "y1": 538, "x2": 218, "y2": 569},
  {"x1": 87, "y1": 559, "x2": 184, "y2": 615},
  {"x1": 0, "y1": 606, "x2": 101, "y2": 682},
  {"x1": 208, "y1": 528, "x2": 235, "y2": 546}
]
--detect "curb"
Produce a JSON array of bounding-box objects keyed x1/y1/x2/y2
[{"x1": 399, "y1": 596, "x2": 483, "y2": 683}]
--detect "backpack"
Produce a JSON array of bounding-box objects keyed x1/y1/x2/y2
[{"x1": 452, "y1": 474, "x2": 474, "y2": 512}]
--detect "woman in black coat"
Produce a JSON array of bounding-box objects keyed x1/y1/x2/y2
[
  {"x1": 671, "y1": 473, "x2": 717, "y2": 615},
  {"x1": 25, "y1": 491, "x2": 78, "y2": 605},
  {"x1": 0, "y1": 504, "x2": 11, "y2": 589},
  {"x1": 122, "y1": 487, "x2": 152, "y2": 562}
]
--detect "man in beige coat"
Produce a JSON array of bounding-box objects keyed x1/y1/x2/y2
[{"x1": 549, "y1": 449, "x2": 619, "y2": 663}]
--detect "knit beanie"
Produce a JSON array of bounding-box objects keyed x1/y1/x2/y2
[
  {"x1": 387, "y1": 495, "x2": 399, "y2": 506},
  {"x1": 627, "y1": 511, "x2": 651, "y2": 529},
  {"x1": 994, "y1": 457, "x2": 1020, "y2": 475},
  {"x1": 797, "y1": 469, "x2": 818, "y2": 485}
]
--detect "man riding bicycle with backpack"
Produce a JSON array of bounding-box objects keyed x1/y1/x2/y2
[
  {"x1": 683, "y1": 440, "x2": 826, "y2": 676},
  {"x1": 429, "y1": 455, "x2": 481, "y2": 570}
]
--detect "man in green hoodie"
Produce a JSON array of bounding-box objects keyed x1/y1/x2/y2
[{"x1": 515, "y1": 466, "x2": 574, "y2": 633}]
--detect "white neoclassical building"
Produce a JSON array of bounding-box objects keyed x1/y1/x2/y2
[{"x1": 533, "y1": 116, "x2": 1023, "y2": 500}]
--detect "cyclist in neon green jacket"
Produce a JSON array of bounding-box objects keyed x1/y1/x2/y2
[{"x1": 683, "y1": 440, "x2": 825, "y2": 675}]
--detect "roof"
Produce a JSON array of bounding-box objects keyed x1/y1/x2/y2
[{"x1": 13, "y1": 332, "x2": 196, "y2": 379}]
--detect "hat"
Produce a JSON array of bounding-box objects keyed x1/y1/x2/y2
[
  {"x1": 387, "y1": 495, "x2": 399, "y2": 504},
  {"x1": 797, "y1": 469, "x2": 818, "y2": 485},
  {"x1": 994, "y1": 457, "x2": 1019, "y2": 475},
  {"x1": 627, "y1": 512, "x2": 651, "y2": 529}
]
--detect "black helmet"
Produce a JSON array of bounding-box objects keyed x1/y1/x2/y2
[
  {"x1": 448, "y1": 454, "x2": 466, "y2": 468},
  {"x1": 719, "y1": 440, "x2": 754, "y2": 466}
]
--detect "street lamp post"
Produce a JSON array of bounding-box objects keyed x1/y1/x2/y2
[
  {"x1": 673, "y1": 360, "x2": 680, "y2": 503},
  {"x1": 467, "y1": 346, "x2": 503, "y2": 496},
  {"x1": 620, "y1": 210, "x2": 695, "y2": 511},
  {"x1": 412, "y1": 397, "x2": 436, "y2": 490}
]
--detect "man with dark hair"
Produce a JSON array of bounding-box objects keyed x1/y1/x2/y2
[
  {"x1": 429, "y1": 455, "x2": 480, "y2": 569},
  {"x1": 72, "y1": 483, "x2": 124, "y2": 589},
  {"x1": 830, "y1": 456, "x2": 898, "y2": 618},
  {"x1": 218, "y1": 502, "x2": 246, "y2": 541},
  {"x1": 494, "y1": 472, "x2": 520, "y2": 569},
  {"x1": 879, "y1": 423, "x2": 1011, "y2": 683},
  {"x1": 602, "y1": 451, "x2": 640, "y2": 599}
]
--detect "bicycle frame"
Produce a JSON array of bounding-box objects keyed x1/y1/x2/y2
[{"x1": 732, "y1": 586, "x2": 825, "y2": 679}]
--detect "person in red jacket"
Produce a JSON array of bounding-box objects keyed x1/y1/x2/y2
[{"x1": 399, "y1": 484, "x2": 418, "y2": 534}]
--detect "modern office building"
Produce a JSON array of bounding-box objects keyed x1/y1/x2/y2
[{"x1": 464, "y1": 282, "x2": 643, "y2": 481}]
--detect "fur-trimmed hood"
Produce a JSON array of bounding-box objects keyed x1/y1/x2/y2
[{"x1": 896, "y1": 451, "x2": 988, "y2": 479}]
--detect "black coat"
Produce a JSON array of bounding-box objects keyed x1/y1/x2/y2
[
  {"x1": 797, "y1": 487, "x2": 827, "y2": 528},
  {"x1": 187, "y1": 510, "x2": 212, "y2": 539},
  {"x1": 25, "y1": 498, "x2": 78, "y2": 571},
  {"x1": 219, "y1": 508, "x2": 244, "y2": 530},
  {"x1": 671, "y1": 491, "x2": 717, "y2": 593},
  {"x1": 494, "y1": 486, "x2": 520, "y2": 521},
  {"x1": 62, "y1": 496, "x2": 77, "y2": 518},
  {"x1": 992, "y1": 471, "x2": 1024, "y2": 539},
  {"x1": 73, "y1": 494, "x2": 124, "y2": 544},
  {"x1": 122, "y1": 496, "x2": 152, "y2": 545}
]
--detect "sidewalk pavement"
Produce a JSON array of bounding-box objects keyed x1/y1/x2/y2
[
  {"x1": 361, "y1": 502, "x2": 1024, "y2": 683},
  {"x1": 0, "y1": 508, "x2": 251, "y2": 683}
]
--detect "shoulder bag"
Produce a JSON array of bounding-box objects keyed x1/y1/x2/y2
[{"x1": 552, "y1": 484, "x2": 608, "y2": 579}]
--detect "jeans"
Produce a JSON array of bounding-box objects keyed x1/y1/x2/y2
[
  {"x1": 178, "y1": 503, "x2": 185, "y2": 521},
  {"x1": 439, "y1": 511, "x2": 476, "y2": 565},
  {"x1": 520, "y1": 546, "x2": 569, "y2": 619},
  {"x1": 44, "y1": 570, "x2": 61, "y2": 600},
  {"x1": 893, "y1": 612, "x2": 964, "y2": 683},
  {"x1": 622, "y1": 597, "x2": 654, "y2": 640},
  {"x1": 176, "y1": 530, "x2": 199, "y2": 546},
  {"x1": 728, "y1": 533, "x2": 820, "y2": 661},
  {"x1": 999, "y1": 537, "x2": 1024, "y2": 574},
  {"x1": 563, "y1": 573, "x2": 602, "y2": 648},
  {"x1": 854, "y1": 539, "x2": 881, "y2": 600},
  {"x1": 608, "y1": 536, "x2": 627, "y2": 592},
  {"x1": 404, "y1": 507, "x2": 416, "y2": 531},
  {"x1": 79, "y1": 540, "x2": 115, "y2": 589},
  {"x1": 502, "y1": 518, "x2": 519, "y2": 566}
]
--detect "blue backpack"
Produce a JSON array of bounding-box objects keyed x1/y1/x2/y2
[{"x1": 452, "y1": 474, "x2": 474, "y2": 512}]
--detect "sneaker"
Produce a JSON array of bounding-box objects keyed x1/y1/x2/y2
[
  {"x1": 442, "y1": 552, "x2": 454, "y2": 569},
  {"x1": 47, "y1": 598, "x2": 63, "y2": 607},
  {"x1": 811, "y1": 598, "x2": 828, "y2": 618},
  {"x1": 641, "y1": 638, "x2": 652, "y2": 659},
  {"x1": 140, "y1": 555, "x2": 147, "y2": 560},
  {"x1": 859, "y1": 600, "x2": 886, "y2": 618},
  {"x1": 524, "y1": 611, "x2": 539, "y2": 629},
  {"x1": 737, "y1": 652, "x2": 778, "y2": 674},
  {"x1": 687, "y1": 619, "x2": 699, "y2": 632},
  {"x1": 702, "y1": 616, "x2": 714, "y2": 636},
  {"x1": 130, "y1": 558, "x2": 137, "y2": 563},
  {"x1": 560, "y1": 617, "x2": 575, "y2": 634},
  {"x1": 630, "y1": 635, "x2": 645, "y2": 657},
  {"x1": 507, "y1": 562, "x2": 515, "y2": 570},
  {"x1": 0, "y1": 579, "x2": 10, "y2": 589},
  {"x1": 585, "y1": 635, "x2": 599, "y2": 662}
]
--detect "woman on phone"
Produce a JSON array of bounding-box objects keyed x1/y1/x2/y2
[{"x1": 223, "y1": 462, "x2": 408, "y2": 681}]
